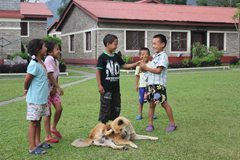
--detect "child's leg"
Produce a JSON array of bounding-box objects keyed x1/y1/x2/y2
[
  {"x1": 148, "y1": 102, "x2": 156, "y2": 126},
  {"x1": 44, "y1": 108, "x2": 52, "y2": 139},
  {"x1": 35, "y1": 119, "x2": 41, "y2": 146},
  {"x1": 161, "y1": 101, "x2": 175, "y2": 124},
  {"x1": 51, "y1": 102, "x2": 62, "y2": 131},
  {"x1": 28, "y1": 121, "x2": 38, "y2": 150},
  {"x1": 138, "y1": 103, "x2": 143, "y2": 116}
]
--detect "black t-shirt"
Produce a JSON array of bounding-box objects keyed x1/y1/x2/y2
[{"x1": 96, "y1": 52, "x2": 125, "y2": 92}]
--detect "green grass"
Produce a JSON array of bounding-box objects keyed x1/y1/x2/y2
[
  {"x1": 0, "y1": 70, "x2": 240, "y2": 160},
  {"x1": 67, "y1": 65, "x2": 96, "y2": 73},
  {"x1": 0, "y1": 76, "x2": 83, "y2": 102}
]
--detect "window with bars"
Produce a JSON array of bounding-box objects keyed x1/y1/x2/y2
[
  {"x1": 85, "y1": 31, "x2": 91, "y2": 51},
  {"x1": 171, "y1": 32, "x2": 187, "y2": 52},
  {"x1": 209, "y1": 33, "x2": 224, "y2": 50},
  {"x1": 21, "y1": 22, "x2": 28, "y2": 36},
  {"x1": 69, "y1": 34, "x2": 75, "y2": 52},
  {"x1": 126, "y1": 31, "x2": 145, "y2": 50}
]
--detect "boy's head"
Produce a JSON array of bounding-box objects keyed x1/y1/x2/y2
[
  {"x1": 152, "y1": 34, "x2": 167, "y2": 53},
  {"x1": 103, "y1": 34, "x2": 118, "y2": 53},
  {"x1": 139, "y1": 47, "x2": 150, "y2": 61}
]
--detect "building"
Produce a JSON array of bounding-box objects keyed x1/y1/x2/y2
[
  {"x1": 0, "y1": 0, "x2": 52, "y2": 57},
  {"x1": 56, "y1": 0, "x2": 239, "y2": 65}
]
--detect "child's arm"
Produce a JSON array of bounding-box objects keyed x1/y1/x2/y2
[
  {"x1": 135, "y1": 75, "x2": 140, "y2": 92},
  {"x1": 24, "y1": 73, "x2": 34, "y2": 96},
  {"x1": 96, "y1": 70, "x2": 105, "y2": 94},
  {"x1": 140, "y1": 62, "x2": 163, "y2": 74},
  {"x1": 122, "y1": 61, "x2": 141, "y2": 69}
]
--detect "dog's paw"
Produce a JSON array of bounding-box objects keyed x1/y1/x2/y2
[
  {"x1": 150, "y1": 137, "x2": 158, "y2": 140},
  {"x1": 130, "y1": 143, "x2": 138, "y2": 149}
]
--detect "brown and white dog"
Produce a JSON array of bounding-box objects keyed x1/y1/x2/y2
[{"x1": 71, "y1": 116, "x2": 158, "y2": 150}]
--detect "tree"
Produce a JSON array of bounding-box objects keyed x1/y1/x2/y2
[
  {"x1": 163, "y1": 0, "x2": 187, "y2": 4},
  {"x1": 197, "y1": 0, "x2": 240, "y2": 7},
  {"x1": 233, "y1": 3, "x2": 240, "y2": 58},
  {"x1": 57, "y1": 0, "x2": 70, "y2": 17}
]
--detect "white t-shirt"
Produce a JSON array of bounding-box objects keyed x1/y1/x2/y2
[{"x1": 135, "y1": 65, "x2": 147, "y2": 88}]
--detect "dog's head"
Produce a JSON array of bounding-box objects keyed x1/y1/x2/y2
[{"x1": 110, "y1": 116, "x2": 136, "y2": 138}]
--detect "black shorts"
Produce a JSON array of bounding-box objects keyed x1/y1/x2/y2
[
  {"x1": 146, "y1": 85, "x2": 167, "y2": 104},
  {"x1": 98, "y1": 91, "x2": 121, "y2": 123}
]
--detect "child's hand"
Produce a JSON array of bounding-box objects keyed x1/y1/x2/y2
[
  {"x1": 23, "y1": 90, "x2": 27, "y2": 96},
  {"x1": 98, "y1": 85, "x2": 105, "y2": 94},
  {"x1": 59, "y1": 88, "x2": 64, "y2": 96},
  {"x1": 140, "y1": 61, "x2": 147, "y2": 71},
  {"x1": 136, "y1": 86, "x2": 139, "y2": 92}
]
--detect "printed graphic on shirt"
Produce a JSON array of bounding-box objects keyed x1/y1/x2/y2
[{"x1": 105, "y1": 60, "x2": 120, "y2": 82}]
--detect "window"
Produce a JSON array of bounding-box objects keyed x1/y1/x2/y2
[
  {"x1": 21, "y1": 22, "x2": 28, "y2": 36},
  {"x1": 209, "y1": 33, "x2": 224, "y2": 50},
  {"x1": 85, "y1": 31, "x2": 91, "y2": 51},
  {"x1": 171, "y1": 32, "x2": 187, "y2": 52},
  {"x1": 126, "y1": 31, "x2": 145, "y2": 50},
  {"x1": 69, "y1": 35, "x2": 75, "y2": 52}
]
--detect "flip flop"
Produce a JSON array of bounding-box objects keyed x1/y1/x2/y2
[
  {"x1": 29, "y1": 147, "x2": 47, "y2": 155},
  {"x1": 51, "y1": 130, "x2": 62, "y2": 139},
  {"x1": 37, "y1": 142, "x2": 52, "y2": 149},
  {"x1": 45, "y1": 137, "x2": 59, "y2": 143}
]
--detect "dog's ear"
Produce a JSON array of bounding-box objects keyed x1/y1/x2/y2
[{"x1": 118, "y1": 119, "x2": 124, "y2": 126}]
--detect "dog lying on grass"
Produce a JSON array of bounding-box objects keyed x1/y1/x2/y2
[{"x1": 71, "y1": 116, "x2": 158, "y2": 150}]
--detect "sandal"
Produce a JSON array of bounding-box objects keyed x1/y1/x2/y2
[
  {"x1": 37, "y1": 142, "x2": 52, "y2": 149},
  {"x1": 29, "y1": 147, "x2": 47, "y2": 155},
  {"x1": 51, "y1": 130, "x2": 62, "y2": 139},
  {"x1": 45, "y1": 137, "x2": 59, "y2": 143}
]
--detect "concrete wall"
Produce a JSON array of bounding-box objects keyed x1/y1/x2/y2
[
  {"x1": 0, "y1": 21, "x2": 21, "y2": 57},
  {"x1": 21, "y1": 21, "x2": 48, "y2": 45},
  {"x1": 0, "y1": 0, "x2": 20, "y2": 10}
]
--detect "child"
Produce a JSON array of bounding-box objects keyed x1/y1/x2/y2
[
  {"x1": 140, "y1": 34, "x2": 177, "y2": 132},
  {"x1": 96, "y1": 34, "x2": 140, "y2": 124},
  {"x1": 135, "y1": 47, "x2": 152, "y2": 120},
  {"x1": 44, "y1": 41, "x2": 63, "y2": 143},
  {"x1": 24, "y1": 39, "x2": 51, "y2": 155}
]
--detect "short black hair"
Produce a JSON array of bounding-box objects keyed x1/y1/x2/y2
[
  {"x1": 153, "y1": 34, "x2": 167, "y2": 48},
  {"x1": 103, "y1": 34, "x2": 118, "y2": 47},
  {"x1": 45, "y1": 41, "x2": 58, "y2": 55},
  {"x1": 139, "y1": 47, "x2": 150, "y2": 56}
]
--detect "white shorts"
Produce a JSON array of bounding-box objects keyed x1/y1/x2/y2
[{"x1": 26, "y1": 103, "x2": 50, "y2": 121}]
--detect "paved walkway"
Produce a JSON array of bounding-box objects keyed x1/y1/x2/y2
[{"x1": 0, "y1": 69, "x2": 95, "y2": 107}]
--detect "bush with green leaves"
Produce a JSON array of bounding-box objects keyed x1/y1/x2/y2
[
  {"x1": 9, "y1": 52, "x2": 29, "y2": 60},
  {"x1": 43, "y1": 36, "x2": 62, "y2": 45},
  {"x1": 191, "y1": 42, "x2": 223, "y2": 67},
  {"x1": 122, "y1": 55, "x2": 132, "y2": 64}
]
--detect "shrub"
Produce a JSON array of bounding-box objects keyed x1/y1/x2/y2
[
  {"x1": 43, "y1": 36, "x2": 61, "y2": 45},
  {"x1": 0, "y1": 64, "x2": 27, "y2": 73},
  {"x1": 10, "y1": 52, "x2": 29, "y2": 60},
  {"x1": 122, "y1": 55, "x2": 132, "y2": 64},
  {"x1": 59, "y1": 59, "x2": 67, "y2": 72},
  {"x1": 230, "y1": 57, "x2": 239, "y2": 65}
]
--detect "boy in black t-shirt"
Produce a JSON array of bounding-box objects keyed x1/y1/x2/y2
[{"x1": 96, "y1": 34, "x2": 140, "y2": 123}]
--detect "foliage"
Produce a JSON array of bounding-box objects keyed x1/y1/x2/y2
[
  {"x1": 43, "y1": 36, "x2": 62, "y2": 45},
  {"x1": 230, "y1": 57, "x2": 240, "y2": 65},
  {"x1": 163, "y1": 0, "x2": 187, "y2": 4},
  {"x1": 197, "y1": 0, "x2": 240, "y2": 7},
  {"x1": 122, "y1": 55, "x2": 132, "y2": 64},
  {"x1": 191, "y1": 43, "x2": 223, "y2": 67},
  {"x1": 0, "y1": 64, "x2": 27, "y2": 73},
  {"x1": 9, "y1": 52, "x2": 29, "y2": 60},
  {"x1": 59, "y1": 59, "x2": 67, "y2": 72},
  {"x1": 57, "y1": 0, "x2": 71, "y2": 17}
]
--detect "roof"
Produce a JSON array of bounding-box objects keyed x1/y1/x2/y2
[
  {"x1": 0, "y1": 10, "x2": 23, "y2": 19},
  {"x1": 20, "y1": 2, "x2": 53, "y2": 18},
  {"x1": 56, "y1": 0, "x2": 237, "y2": 30},
  {"x1": 48, "y1": 20, "x2": 58, "y2": 34}
]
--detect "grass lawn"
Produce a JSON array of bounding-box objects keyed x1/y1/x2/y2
[
  {"x1": 0, "y1": 76, "x2": 84, "y2": 102},
  {"x1": 0, "y1": 70, "x2": 239, "y2": 160},
  {"x1": 67, "y1": 65, "x2": 96, "y2": 73}
]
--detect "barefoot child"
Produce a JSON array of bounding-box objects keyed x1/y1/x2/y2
[
  {"x1": 44, "y1": 41, "x2": 63, "y2": 143},
  {"x1": 24, "y1": 39, "x2": 51, "y2": 155}
]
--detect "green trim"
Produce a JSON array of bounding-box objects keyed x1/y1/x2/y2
[{"x1": 103, "y1": 51, "x2": 115, "y2": 57}]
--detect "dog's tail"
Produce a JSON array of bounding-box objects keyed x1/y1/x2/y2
[{"x1": 71, "y1": 138, "x2": 92, "y2": 147}]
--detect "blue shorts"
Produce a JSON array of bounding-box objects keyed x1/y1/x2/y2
[{"x1": 138, "y1": 87, "x2": 147, "y2": 105}]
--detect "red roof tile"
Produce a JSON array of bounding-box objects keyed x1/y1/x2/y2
[
  {"x1": 0, "y1": 10, "x2": 23, "y2": 19},
  {"x1": 20, "y1": 2, "x2": 53, "y2": 18},
  {"x1": 73, "y1": 0, "x2": 236, "y2": 24}
]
